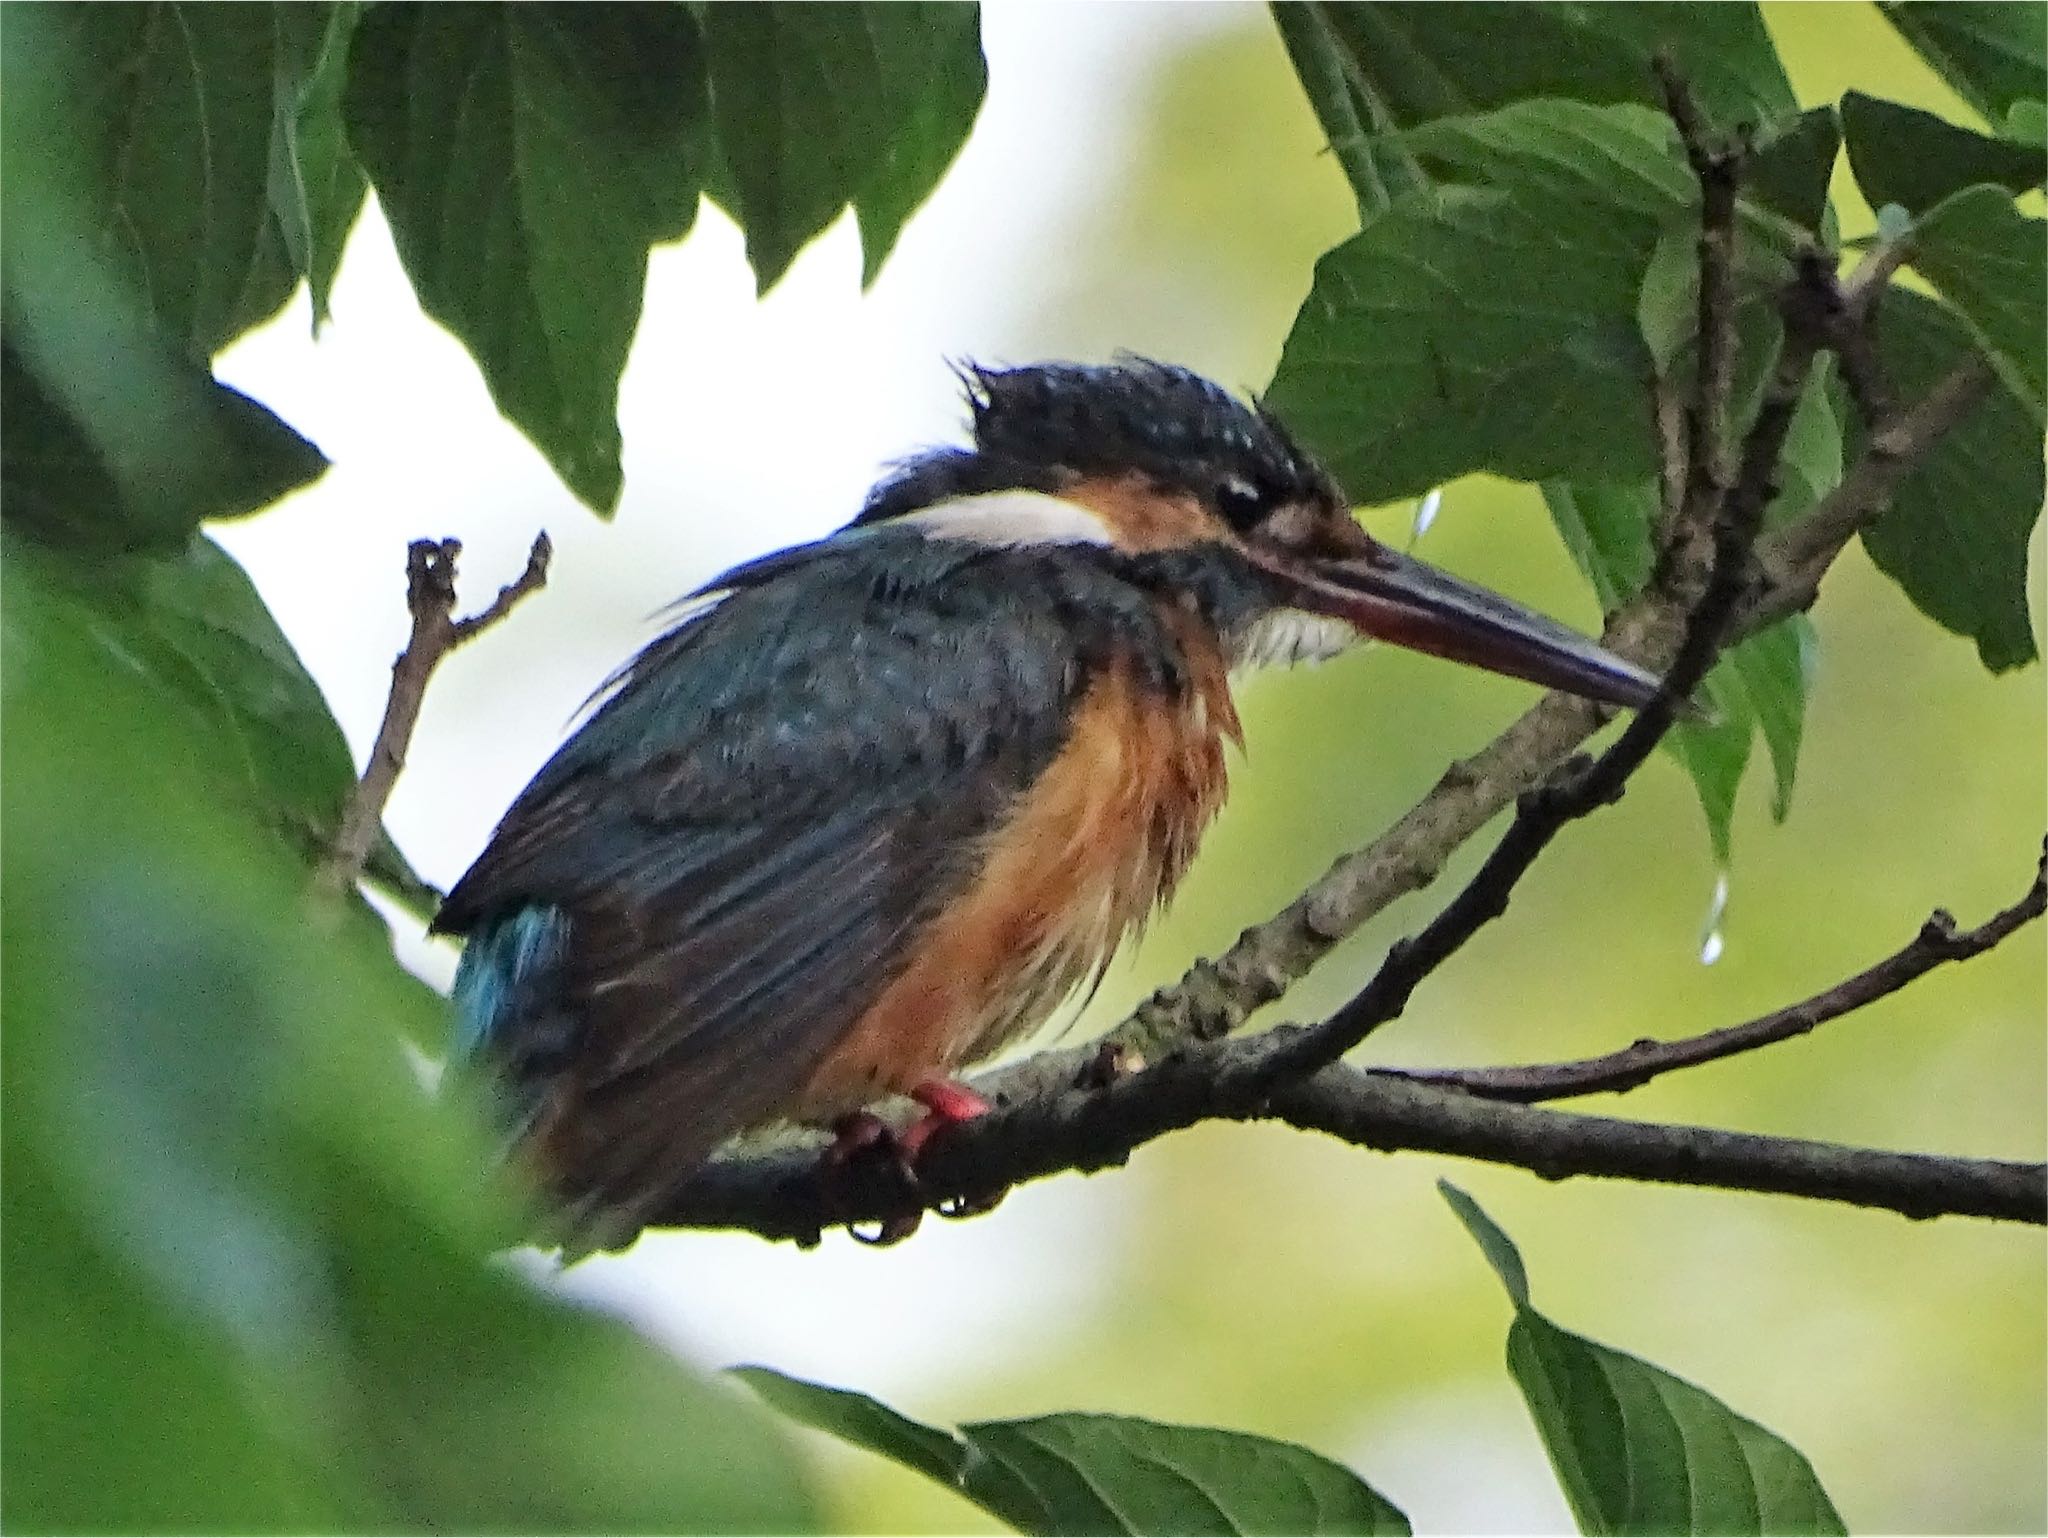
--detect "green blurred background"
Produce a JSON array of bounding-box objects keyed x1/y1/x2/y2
[{"x1": 207, "y1": 3, "x2": 2044, "y2": 1531}]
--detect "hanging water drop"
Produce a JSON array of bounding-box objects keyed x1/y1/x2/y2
[
  {"x1": 1410, "y1": 487, "x2": 1444, "y2": 545},
  {"x1": 1698, "y1": 868, "x2": 1730, "y2": 965}
]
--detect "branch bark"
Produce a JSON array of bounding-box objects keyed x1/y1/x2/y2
[
  {"x1": 643, "y1": 1047, "x2": 2046, "y2": 1246},
  {"x1": 312, "y1": 533, "x2": 551, "y2": 908}
]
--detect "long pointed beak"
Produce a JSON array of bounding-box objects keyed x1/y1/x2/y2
[{"x1": 1277, "y1": 544, "x2": 1665, "y2": 711}]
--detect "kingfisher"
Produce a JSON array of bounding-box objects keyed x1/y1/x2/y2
[{"x1": 435, "y1": 359, "x2": 1661, "y2": 1248}]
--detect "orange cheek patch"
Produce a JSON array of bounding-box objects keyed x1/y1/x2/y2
[{"x1": 1062, "y1": 473, "x2": 1222, "y2": 552}]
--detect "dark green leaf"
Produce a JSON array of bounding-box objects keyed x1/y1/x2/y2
[
  {"x1": 705, "y1": 4, "x2": 986, "y2": 294},
  {"x1": 1908, "y1": 184, "x2": 2047, "y2": 416},
  {"x1": 741, "y1": 1368, "x2": 1409, "y2": 1536},
  {"x1": 1840, "y1": 92, "x2": 2044, "y2": 214},
  {"x1": 1437, "y1": 1180, "x2": 1532, "y2": 1306},
  {"x1": 1, "y1": 3, "x2": 301, "y2": 358},
  {"x1": 732, "y1": 1366, "x2": 969, "y2": 1488},
  {"x1": 1269, "y1": 103, "x2": 1679, "y2": 499},
  {"x1": 4, "y1": 531, "x2": 435, "y2": 918},
  {"x1": 1857, "y1": 289, "x2": 2042, "y2": 670},
  {"x1": 959, "y1": 1416, "x2": 1409, "y2": 1538},
  {"x1": 1742, "y1": 106, "x2": 1841, "y2": 235},
  {"x1": 1, "y1": 327, "x2": 328, "y2": 555},
  {"x1": 1666, "y1": 696, "x2": 1754, "y2": 864},
  {"x1": 1299, "y1": 3, "x2": 1795, "y2": 138},
  {"x1": 852, "y1": 8, "x2": 986, "y2": 288},
  {"x1": 1880, "y1": 2, "x2": 2047, "y2": 124},
  {"x1": 1441, "y1": 1185, "x2": 1845, "y2": 1536},
  {"x1": 1, "y1": 6, "x2": 330, "y2": 548},
  {"x1": 268, "y1": 3, "x2": 368, "y2": 329},
  {"x1": 345, "y1": 4, "x2": 710, "y2": 513},
  {"x1": 2006, "y1": 98, "x2": 2047, "y2": 147},
  {"x1": 1270, "y1": 99, "x2": 1820, "y2": 503},
  {"x1": 3, "y1": 556, "x2": 819, "y2": 1534}
]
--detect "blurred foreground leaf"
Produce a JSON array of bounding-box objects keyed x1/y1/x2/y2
[
  {"x1": 1, "y1": 554, "x2": 818, "y2": 1533},
  {"x1": 737, "y1": 1367, "x2": 1408, "y2": 1536},
  {"x1": 1439, "y1": 1184, "x2": 1845, "y2": 1536},
  {"x1": 0, "y1": 5, "x2": 332, "y2": 550},
  {"x1": 6, "y1": 531, "x2": 436, "y2": 919}
]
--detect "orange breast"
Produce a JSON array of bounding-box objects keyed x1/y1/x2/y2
[{"x1": 791, "y1": 612, "x2": 1239, "y2": 1118}]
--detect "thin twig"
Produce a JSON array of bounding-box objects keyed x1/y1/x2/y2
[
  {"x1": 1743, "y1": 355, "x2": 1996, "y2": 628},
  {"x1": 312, "y1": 533, "x2": 552, "y2": 908},
  {"x1": 1392, "y1": 840, "x2": 2048, "y2": 1102}
]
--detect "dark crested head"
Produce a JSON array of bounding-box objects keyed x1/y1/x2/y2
[
  {"x1": 854, "y1": 358, "x2": 1343, "y2": 529},
  {"x1": 850, "y1": 357, "x2": 1665, "y2": 711}
]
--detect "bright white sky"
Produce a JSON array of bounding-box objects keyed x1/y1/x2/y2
[{"x1": 214, "y1": 8, "x2": 1571, "y2": 1527}]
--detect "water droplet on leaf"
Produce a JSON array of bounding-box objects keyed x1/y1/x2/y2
[{"x1": 1698, "y1": 869, "x2": 1730, "y2": 965}]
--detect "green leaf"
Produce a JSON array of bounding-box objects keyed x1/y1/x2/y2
[
  {"x1": 1269, "y1": 3, "x2": 1426, "y2": 219},
  {"x1": 1, "y1": 331, "x2": 328, "y2": 555},
  {"x1": 268, "y1": 4, "x2": 368, "y2": 330},
  {"x1": 1269, "y1": 98, "x2": 1829, "y2": 503},
  {"x1": 1542, "y1": 480, "x2": 1816, "y2": 855},
  {"x1": 1856, "y1": 289, "x2": 2042, "y2": 670},
  {"x1": 1742, "y1": 106, "x2": 1841, "y2": 236},
  {"x1": 1908, "y1": 184, "x2": 2047, "y2": 417},
  {"x1": 732, "y1": 1366, "x2": 969, "y2": 1488},
  {"x1": 344, "y1": 4, "x2": 710, "y2": 514},
  {"x1": 2, "y1": 3, "x2": 302, "y2": 358},
  {"x1": 1839, "y1": 92, "x2": 2044, "y2": 215},
  {"x1": 851, "y1": 8, "x2": 986, "y2": 288},
  {"x1": 1440, "y1": 1185, "x2": 1845, "y2": 1536},
  {"x1": 1, "y1": 6, "x2": 331, "y2": 548},
  {"x1": 3, "y1": 555, "x2": 820, "y2": 1534},
  {"x1": 740, "y1": 1368, "x2": 1409, "y2": 1536},
  {"x1": 1879, "y1": 2, "x2": 2047, "y2": 125},
  {"x1": 5, "y1": 530, "x2": 436, "y2": 919},
  {"x1": 704, "y1": 4, "x2": 987, "y2": 294},
  {"x1": 2005, "y1": 98, "x2": 2047, "y2": 148},
  {"x1": 1289, "y1": 2, "x2": 1795, "y2": 201}
]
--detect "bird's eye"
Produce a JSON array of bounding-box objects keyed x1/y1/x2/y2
[{"x1": 1215, "y1": 476, "x2": 1265, "y2": 529}]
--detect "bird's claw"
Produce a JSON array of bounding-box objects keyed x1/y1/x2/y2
[{"x1": 821, "y1": 1079, "x2": 998, "y2": 1245}]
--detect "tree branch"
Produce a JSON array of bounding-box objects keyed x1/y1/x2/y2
[
  {"x1": 1390, "y1": 839, "x2": 2048, "y2": 1102},
  {"x1": 643, "y1": 1045, "x2": 2046, "y2": 1246},
  {"x1": 312, "y1": 533, "x2": 551, "y2": 908}
]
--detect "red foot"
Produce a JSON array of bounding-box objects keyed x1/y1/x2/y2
[
  {"x1": 897, "y1": 1079, "x2": 993, "y2": 1164},
  {"x1": 819, "y1": 1081, "x2": 993, "y2": 1246}
]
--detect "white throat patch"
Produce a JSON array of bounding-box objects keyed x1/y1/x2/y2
[
  {"x1": 899, "y1": 489, "x2": 1116, "y2": 548},
  {"x1": 1229, "y1": 608, "x2": 1360, "y2": 672}
]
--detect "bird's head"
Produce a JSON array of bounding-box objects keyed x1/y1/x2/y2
[{"x1": 857, "y1": 359, "x2": 1662, "y2": 710}]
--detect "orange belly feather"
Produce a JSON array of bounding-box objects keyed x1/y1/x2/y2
[{"x1": 790, "y1": 611, "x2": 1240, "y2": 1118}]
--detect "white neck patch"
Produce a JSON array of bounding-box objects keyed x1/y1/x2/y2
[{"x1": 898, "y1": 489, "x2": 1116, "y2": 548}]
